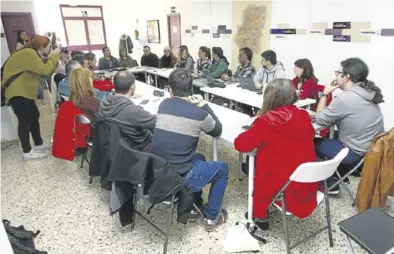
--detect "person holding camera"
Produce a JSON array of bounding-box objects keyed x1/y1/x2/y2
[{"x1": 1, "y1": 35, "x2": 59, "y2": 160}]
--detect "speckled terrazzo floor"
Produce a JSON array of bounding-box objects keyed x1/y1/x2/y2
[{"x1": 1, "y1": 96, "x2": 393, "y2": 254}]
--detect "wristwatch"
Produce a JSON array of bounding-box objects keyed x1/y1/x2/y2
[{"x1": 320, "y1": 93, "x2": 329, "y2": 99}]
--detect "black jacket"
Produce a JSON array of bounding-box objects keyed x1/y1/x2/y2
[
  {"x1": 141, "y1": 53, "x2": 159, "y2": 68},
  {"x1": 89, "y1": 114, "x2": 123, "y2": 190},
  {"x1": 109, "y1": 138, "x2": 193, "y2": 225},
  {"x1": 119, "y1": 34, "x2": 133, "y2": 54}
]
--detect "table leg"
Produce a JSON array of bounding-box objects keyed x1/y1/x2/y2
[
  {"x1": 204, "y1": 92, "x2": 209, "y2": 101},
  {"x1": 238, "y1": 152, "x2": 243, "y2": 181},
  {"x1": 145, "y1": 72, "x2": 148, "y2": 84},
  {"x1": 155, "y1": 75, "x2": 158, "y2": 87},
  {"x1": 212, "y1": 138, "x2": 218, "y2": 161},
  {"x1": 345, "y1": 236, "x2": 355, "y2": 254},
  {"x1": 247, "y1": 155, "x2": 255, "y2": 222}
]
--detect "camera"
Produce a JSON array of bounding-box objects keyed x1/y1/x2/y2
[{"x1": 60, "y1": 47, "x2": 69, "y2": 54}]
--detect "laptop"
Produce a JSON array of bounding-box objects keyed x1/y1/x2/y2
[
  {"x1": 201, "y1": 69, "x2": 224, "y2": 84},
  {"x1": 239, "y1": 77, "x2": 258, "y2": 92}
]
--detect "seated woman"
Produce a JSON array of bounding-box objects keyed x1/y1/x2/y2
[
  {"x1": 209, "y1": 47, "x2": 229, "y2": 78},
  {"x1": 175, "y1": 45, "x2": 194, "y2": 72},
  {"x1": 234, "y1": 79, "x2": 319, "y2": 230},
  {"x1": 292, "y1": 58, "x2": 319, "y2": 102},
  {"x1": 196, "y1": 46, "x2": 212, "y2": 72},
  {"x1": 69, "y1": 68, "x2": 99, "y2": 124},
  {"x1": 159, "y1": 46, "x2": 177, "y2": 68},
  {"x1": 119, "y1": 47, "x2": 138, "y2": 68}
]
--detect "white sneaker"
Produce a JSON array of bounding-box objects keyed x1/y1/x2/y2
[
  {"x1": 23, "y1": 150, "x2": 49, "y2": 161},
  {"x1": 34, "y1": 143, "x2": 51, "y2": 152}
]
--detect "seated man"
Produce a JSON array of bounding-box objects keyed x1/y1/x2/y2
[
  {"x1": 72, "y1": 54, "x2": 89, "y2": 69},
  {"x1": 221, "y1": 47, "x2": 256, "y2": 81},
  {"x1": 58, "y1": 60, "x2": 81, "y2": 98},
  {"x1": 150, "y1": 69, "x2": 229, "y2": 232},
  {"x1": 311, "y1": 58, "x2": 384, "y2": 194},
  {"x1": 99, "y1": 47, "x2": 120, "y2": 70},
  {"x1": 85, "y1": 52, "x2": 97, "y2": 71},
  {"x1": 253, "y1": 50, "x2": 286, "y2": 88},
  {"x1": 208, "y1": 47, "x2": 229, "y2": 78},
  {"x1": 141, "y1": 46, "x2": 159, "y2": 67},
  {"x1": 99, "y1": 71, "x2": 156, "y2": 152}
]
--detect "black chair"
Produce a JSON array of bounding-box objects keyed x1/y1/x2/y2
[{"x1": 338, "y1": 208, "x2": 394, "y2": 254}]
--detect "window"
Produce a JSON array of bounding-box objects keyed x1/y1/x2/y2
[{"x1": 60, "y1": 5, "x2": 107, "y2": 51}]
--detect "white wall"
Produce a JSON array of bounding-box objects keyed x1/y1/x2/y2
[{"x1": 270, "y1": 0, "x2": 394, "y2": 130}]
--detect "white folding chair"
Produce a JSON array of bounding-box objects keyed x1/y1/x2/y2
[
  {"x1": 75, "y1": 114, "x2": 93, "y2": 183},
  {"x1": 271, "y1": 148, "x2": 349, "y2": 254},
  {"x1": 329, "y1": 157, "x2": 365, "y2": 203}
]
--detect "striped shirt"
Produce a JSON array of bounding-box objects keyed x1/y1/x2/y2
[{"x1": 150, "y1": 97, "x2": 222, "y2": 174}]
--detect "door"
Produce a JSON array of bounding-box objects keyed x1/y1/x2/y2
[
  {"x1": 1, "y1": 13, "x2": 35, "y2": 53},
  {"x1": 167, "y1": 14, "x2": 181, "y2": 53}
]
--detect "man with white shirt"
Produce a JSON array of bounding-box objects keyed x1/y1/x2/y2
[{"x1": 253, "y1": 50, "x2": 286, "y2": 88}]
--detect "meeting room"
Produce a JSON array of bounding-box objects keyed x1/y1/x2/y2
[{"x1": 1, "y1": 0, "x2": 393, "y2": 253}]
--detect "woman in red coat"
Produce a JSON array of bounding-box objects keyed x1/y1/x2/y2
[
  {"x1": 234, "y1": 78, "x2": 319, "y2": 229},
  {"x1": 292, "y1": 58, "x2": 318, "y2": 101}
]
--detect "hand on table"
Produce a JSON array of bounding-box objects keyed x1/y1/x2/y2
[
  {"x1": 188, "y1": 94, "x2": 203, "y2": 104},
  {"x1": 296, "y1": 90, "x2": 303, "y2": 96},
  {"x1": 221, "y1": 74, "x2": 229, "y2": 81}
]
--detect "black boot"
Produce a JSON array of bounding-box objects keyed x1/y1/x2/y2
[{"x1": 245, "y1": 212, "x2": 269, "y2": 231}]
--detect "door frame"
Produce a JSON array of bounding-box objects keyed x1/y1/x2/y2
[
  {"x1": 0, "y1": 12, "x2": 36, "y2": 53},
  {"x1": 167, "y1": 13, "x2": 181, "y2": 50}
]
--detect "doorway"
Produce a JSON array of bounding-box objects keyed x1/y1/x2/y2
[
  {"x1": 167, "y1": 14, "x2": 181, "y2": 53},
  {"x1": 1, "y1": 12, "x2": 35, "y2": 53}
]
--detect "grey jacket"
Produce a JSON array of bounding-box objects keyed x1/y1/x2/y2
[
  {"x1": 253, "y1": 61, "x2": 286, "y2": 84},
  {"x1": 315, "y1": 83, "x2": 384, "y2": 155},
  {"x1": 99, "y1": 94, "x2": 157, "y2": 151}
]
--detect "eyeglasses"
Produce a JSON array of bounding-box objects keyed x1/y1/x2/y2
[{"x1": 335, "y1": 71, "x2": 344, "y2": 76}]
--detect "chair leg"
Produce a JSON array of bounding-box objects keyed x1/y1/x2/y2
[
  {"x1": 80, "y1": 153, "x2": 85, "y2": 168},
  {"x1": 281, "y1": 194, "x2": 291, "y2": 254},
  {"x1": 345, "y1": 236, "x2": 355, "y2": 254},
  {"x1": 238, "y1": 152, "x2": 243, "y2": 181},
  {"x1": 324, "y1": 180, "x2": 334, "y2": 247},
  {"x1": 163, "y1": 195, "x2": 175, "y2": 254},
  {"x1": 89, "y1": 176, "x2": 93, "y2": 184},
  {"x1": 131, "y1": 191, "x2": 138, "y2": 231}
]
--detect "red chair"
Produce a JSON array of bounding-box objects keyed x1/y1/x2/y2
[
  {"x1": 317, "y1": 84, "x2": 333, "y2": 138},
  {"x1": 93, "y1": 79, "x2": 115, "y2": 91}
]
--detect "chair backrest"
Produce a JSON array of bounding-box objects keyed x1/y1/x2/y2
[
  {"x1": 61, "y1": 95, "x2": 70, "y2": 101},
  {"x1": 76, "y1": 114, "x2": 91, "y2": 125},
  {"x1": 289, "y1": 148, "x2": 349, "y2": 183}
]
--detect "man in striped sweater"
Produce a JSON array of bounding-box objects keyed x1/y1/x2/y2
[{"x1": 150, "y1": 69, "x2": 229, "y2": 232}]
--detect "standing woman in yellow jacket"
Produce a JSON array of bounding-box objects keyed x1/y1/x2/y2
[{"x1": 2, "y1": 35, "x2": 60, "y2": 160}]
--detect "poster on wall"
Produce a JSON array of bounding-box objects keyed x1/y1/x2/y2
[{"x1": 146, "y1": 20, "x2": 160, "y2": 43}]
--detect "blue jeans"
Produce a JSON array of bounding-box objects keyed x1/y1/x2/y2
[
  {"x1": 314, "y1": 138, "x2": 363, "y2": 176},
  {"x1": 184, "y1": 154, "x2": 229, "y2": 220}
]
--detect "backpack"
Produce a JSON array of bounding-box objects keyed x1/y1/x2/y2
[
  {"x1": 2, "y1": 219, "x2": 47, "y2": 254},
  {"x1": 1, "y1": 57, "x2": 24, "y2": 106}
]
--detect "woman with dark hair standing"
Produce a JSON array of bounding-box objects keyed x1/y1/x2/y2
[
  {"x1": 235, "y1": 79, "x2": 318, "y2": 230},
  {"x1": 292, "y1": 58, "x2": 318, "y2": 100},
  {"x1": 312, "y1": 58, "x2": 384, "y2": 193},
  {"x1": 2, "y1": 35, "x2": 60, "y2": 160},
  {"x1": 196, "y1": 46, "x2": 212, "y2": 72},
  {"x1": 208, "y1": 47, "x2": 229, "y2": 78},
  {"x1": 15, "y1": 30, "x2": 29, "y2": 50},
  {"x1": 175, "y1": 45, "x2": 194, "y2": 72}
]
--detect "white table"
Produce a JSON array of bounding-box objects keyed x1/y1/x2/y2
[
  {"x1": 201, "y1": 84, "x2": 316, "y2": 109},
  {"x1": 145, "y1": 68, "x2": 175, "y2": 87}
]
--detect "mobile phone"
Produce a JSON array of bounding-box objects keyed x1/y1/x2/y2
[
  {"x1": 241, "y1": 125, "x2": 250, "y2": 130},
  {"x1": 140, "y1": 99, "x2": 149, "y2": 105}
]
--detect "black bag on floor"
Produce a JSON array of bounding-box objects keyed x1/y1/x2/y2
[{"x1": 2, "y1": 219, "x2": 47, "y2": 254}]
